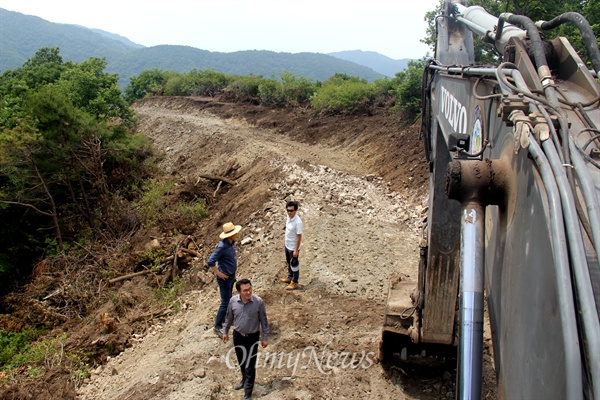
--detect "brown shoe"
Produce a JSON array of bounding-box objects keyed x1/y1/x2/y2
[
  {"x1": 280, "y1": 277, "x2": 291, "y2": 283},
  {"x1": 285, "y1": 282, "x2": 299, "y2": 290}
]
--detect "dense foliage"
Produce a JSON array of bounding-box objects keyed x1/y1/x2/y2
[
  {"x1": 123, "y1": 65, "x2": 426, "y2": 119},
  {"x1": 0, "y1": 48, "x2": 150, "y2": 294}
]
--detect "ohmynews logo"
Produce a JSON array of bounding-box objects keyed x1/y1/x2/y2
[{"x1": 224, "y1": 342, "x2": 376, "y2": 376}]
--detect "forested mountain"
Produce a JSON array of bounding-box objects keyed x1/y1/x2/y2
[
  {"x1": 89, "y1": 28, "x2": 145, "y2": 49},
  {"x1": 0, "y1": 8, "x2": 386, "y2": 86},
  {"x1": 328, "y1": 50, "x2": 412, "y2": 77},
  {"x1": 0, "y1": 9, "x2": 134, "y2": 70}
]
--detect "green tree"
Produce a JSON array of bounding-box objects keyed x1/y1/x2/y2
[
  {"x1": 57, "y1": 57, "x2": 133, "y2": 122},
  {"x1": 124, "y1": 68, "x2": 169, "y2": 103},
  {"x1": 390, "y1": 59, "x2": 428, "y2": 119},
  {"x1": 0, "y1": 47, "x2": 147, "y2": 288},
  {"x1": 19, "y1": 47, "x2": 64, "y2": 89}
]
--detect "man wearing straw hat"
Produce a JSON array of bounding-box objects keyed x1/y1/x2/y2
[{"x1": 206, "y1": 222, "x2": 242, "y2": 337}]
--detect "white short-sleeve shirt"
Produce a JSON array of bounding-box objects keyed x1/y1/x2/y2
[{"x1": 285, "y1": 214, "x2": 303, "y2": 251}]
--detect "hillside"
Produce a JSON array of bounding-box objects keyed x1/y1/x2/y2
[
  {"x1": 107, "y1": 47, "x2": 385, "y2": 86},
  {"x1": 329, "y1": 50, "x2": 412, "y2": 77},
  {"x1": 0, "y1": 8, "x2": 387, "y2": 87},
  {"x1": 0, "y1": 9, "x2": 133, "y2": 69}
]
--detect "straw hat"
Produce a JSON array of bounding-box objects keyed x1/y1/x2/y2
[{"x1": 219, "y1": 222, "x2": 242, "y2": 239}]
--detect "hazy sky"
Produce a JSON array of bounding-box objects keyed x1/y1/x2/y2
[{"x1": 0, "y1": 0, "x2": 441, "y2": 60}]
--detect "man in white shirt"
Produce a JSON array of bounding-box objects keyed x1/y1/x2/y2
[{"x1": 281, "y1": 201, "x2": 303, "y2": 290}]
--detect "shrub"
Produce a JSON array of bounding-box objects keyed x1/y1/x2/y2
[
  {"x1": 310, "y1": 75, "x2": 375, "y2": 115},
  {"x1": 133, "y1": 179, "x2": 175, "y2": 225},
  {"x1": 389, "y1": 59, "x2": 427, "y2": 119},
  {"x1": 124, "y1": 69, "x2": 169, "y2": 103},
  {"x1": 223, "y1": 75, "x2": 263, "y2": 103},
  {"x1": 153, "y1": 278, "x2": 184, "y2": 312},
  {"x1": 1, "y1": 330, "x2": 90, "y2": 385},
  {"x1": 177, "y1": 199, "x2": 209, "y2": 224},
  {"x1": 163, "y1": 73, "x2": 187, "y2": 96},
  {"x1": 183, "y1": 69, "x2": 231, "y2": 97},
  {"x1": 257, "y1": 79, "x2": 285, "y2": 106},
  {"x1": 371, "y1": 77, "x2": 398, "y2": 107},
  {"x1": 0, "y1": 327, "x2": 44, "y2": 368}
]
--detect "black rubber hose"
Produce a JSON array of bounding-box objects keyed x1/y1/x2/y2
[
  {"x1": 539, "y1": 12, "x2": 600, "y2": 74},
  {"x1": 502, "y1": 13, "x2": 549, "y2": 71}
]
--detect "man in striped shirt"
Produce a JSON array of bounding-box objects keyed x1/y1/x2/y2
[{"x1": 222, "y1": 279, "x2": 269, "y2": 400}]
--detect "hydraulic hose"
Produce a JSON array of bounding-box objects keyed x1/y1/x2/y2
[
  {"x1": 511, "y1": 55, "x2": 599, "y2": 399},
  {"x1": 500, "y1": 13, "x2": 563, "y2": 110},
  {"x1": 543, "y1": 139, "x2": 600, "y2": 400},
  {"x1": 527, "y1": 139, "x2": 583, "y2": 399},
  {"x1": 538, "y1": 12, "x2": 600, "y2": 74},
  {"x1": 568, "y1": 136, "x2": 600, "y2": 309},
  {"x1": 543, "y1": 106, "x2": 600, "y2": 255},
  {"x1": 500, "y1": 14, "x2": 550, "y2": 78}
]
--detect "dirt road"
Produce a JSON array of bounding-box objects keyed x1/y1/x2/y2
[{"x1": 77, "y1": 97, "x2": 493, "y2": 399}]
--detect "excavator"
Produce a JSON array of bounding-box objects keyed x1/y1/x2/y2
[{"x1": 381, "y1": 1, "x2": 600, "y2": 398}]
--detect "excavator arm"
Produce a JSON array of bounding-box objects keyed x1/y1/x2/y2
[{"x1": 382, "y1": 1, "x2": 600, "y2": 399}]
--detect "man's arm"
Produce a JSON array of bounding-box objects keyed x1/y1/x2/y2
[
  {"x1": 259, "y1": 299, "x2": 269, "y2": 347},
  {"x1": 222, "y1": 300, "x2": 234, "y2": 342},
  {"x1": 206, "y1": 242, "x2": 229, "y2": 279},
  {"x1": 293, "y1": 233, "x2": 302, "y2": 258},
  {"x1": 212, "y1": 265, "x2": 229, "y2": 279}
]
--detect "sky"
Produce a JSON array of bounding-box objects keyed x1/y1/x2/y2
[{"x1": 0, "y1": 0, "x2": 440, "y2": 60}]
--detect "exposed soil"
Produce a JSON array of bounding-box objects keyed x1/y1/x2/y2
[{"x1": 4, "y1": 96, "x2": 497, "y2": 399}]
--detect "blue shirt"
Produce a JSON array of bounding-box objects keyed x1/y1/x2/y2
[{"x1": 206, "y1": 239, "x2": 237, "y2": 276}]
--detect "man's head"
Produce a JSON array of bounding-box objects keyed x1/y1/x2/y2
[
  {"x1": 220, "y1": 222, "x2": 242, "y2": 241},
  {"x1": 286, "y1": 201, "x2": 299, "y2": 216},
  {"x1": 236, "y1": 279, "x2": 253, "y2": 301}
]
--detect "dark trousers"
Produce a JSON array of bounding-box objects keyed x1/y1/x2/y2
[
  {"x1": 215, "y1": 275, "x2": 235, "y2": 330},
  {"x1": 284, "y1": 247, "x2": 300, "y2": 283},
  {"x1": 233, "y1": 330, "x2": 260, "y2": 397}
]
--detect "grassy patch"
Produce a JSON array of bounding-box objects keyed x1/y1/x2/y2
[
  {"x1": 0, "y1": 330, "x2": 90, "y2": 386},
  {"x1": 177, "y1": 198, "x2": 209, "y2": 223},
  {"x1": 153, "y1": 278, "x2": 184, "y2": 313},
  {"x1": 133, "y1": 178, "x2": 175, "y2": 225}
]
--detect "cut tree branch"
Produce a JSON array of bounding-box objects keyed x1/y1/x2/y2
[
  {"x1": 0, "y1": 200, "x2": 54, "y2": 216},
  {"x1": 198, "y1": 174, "x2": 236, "y2": 186},
  {"x1": 108, "y1": 270, "x2": 151, "y2": 284}
]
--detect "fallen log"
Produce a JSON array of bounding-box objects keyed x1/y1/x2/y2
[
  {"x1": 108, "y1": 270, "x2": 151, "y2": 284},
  {"x1": 180, "y1": 247, "x2": 200, "y2": 257},
  {"x1": 198, "y1": 174, "x2": 236, "y2": 186}
]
